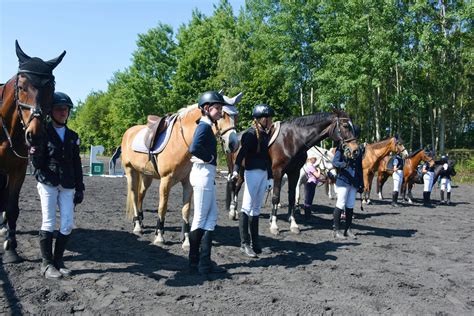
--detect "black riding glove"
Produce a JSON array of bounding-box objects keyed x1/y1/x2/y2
[{"x1": 73, "y1": 190, "x2": 84, "y2": 205}]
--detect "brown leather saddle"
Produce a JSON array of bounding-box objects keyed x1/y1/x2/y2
[{"x1": 144, "y1": 115, "x2": 169, "y2": 151}]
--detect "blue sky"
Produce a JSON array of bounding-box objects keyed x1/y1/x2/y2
[{"x1": 1, "y1": 0, "x2": 245, "y2": 104}]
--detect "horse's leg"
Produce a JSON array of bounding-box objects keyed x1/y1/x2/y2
[
  {"x1": 3, "y1": 170, "x2": 25, "y2": 264},
  {"x1": 229, "y1": 177, "x2": 243, "y2": 221},
  {"x1": 0, "y1": 175, "x2": 7, "y2": 236},
  {"x1": 125, "y1": 168, "x2": 143, "y2": 235},
  {"x1": 378, "y1": 173, "x2": 388, "y2": 200},
  {"x1": 153, "y1": 176, "x2": 173, "y2": 246},
  {"x1": 363, "y1": 170, "x2": 369, "y2": 204},
  {"x1": 137, "y1": 175, "x2": 153, "y2": 228},
  {"x1": 180, "y1": 176, "x2": 192, "y2": 251},
  {"x1": 407, "y1": 182, "x2": 414, "y2": 204},
  {"x1": 366, "y1": 172, "x2": 374, "y2": 205},
  {"x1": 287, "y1": 172, "x2": 300, "y2": 234},
  {"x1": 270, "y1": 175, "x2": 283, "y2": 235}
]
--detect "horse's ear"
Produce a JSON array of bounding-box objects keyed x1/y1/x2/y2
[
  {"x1": 45, "y1": 50, "x2": 67, "y2": 70},
  {"x1": 15, "y1": 40, "x2": 31, "y2": 64}
]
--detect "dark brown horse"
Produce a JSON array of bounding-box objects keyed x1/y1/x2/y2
[
  {"x1": 227, "y1": 110, "x2": 359, "y2": 235},
  {"x1": 0, "y1": 41, "x2": 65, "y2": 263},
  {"x1": 376, "y1": 149, "x2": 433, "y2": 202},
  {"x1": 361, "y1": 136, "x2": 407, "y2": 204}
]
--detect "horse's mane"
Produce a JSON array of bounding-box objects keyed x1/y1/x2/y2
[
  {"x1": 283, "y1": 112, "x2": 333, "y2": 127},
  {"x1": 367, "y1": 137, "x2": 394, "y2": 150},
  {"x1": 177, "y1": 103, "x2": 198, "y2": 117},
  {"x1": 408, "y1": 148, "x2": 422, "y2": 158}
]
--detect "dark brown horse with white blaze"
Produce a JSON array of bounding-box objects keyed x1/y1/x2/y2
[
  {"x1": 376, "y1": 149, "x2": 433, "y2": 203},
  {"x1": 361, "y1": 136, "x2": 407, "y2": 204},
  {"x1": 227, "y1": 110, "x2": 359, "y2": 235},
  {"x1": 121, "y1": 95, "x2": 240, "y2": 250},
  {"x1": 0, "y1": 41, "x2": 65, "y2": 264}
]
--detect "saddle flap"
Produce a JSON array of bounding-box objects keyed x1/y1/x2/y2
[{"x1": 144, "y1": 115, "x2": 169, "y2": 150}]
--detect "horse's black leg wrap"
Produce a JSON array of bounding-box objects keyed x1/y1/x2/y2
[{"x1": 155, "y1": 218, "x2": 165, "y2": 235}]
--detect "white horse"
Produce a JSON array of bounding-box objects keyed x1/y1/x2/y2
[{"x1": 295, "y1": 146, "x2": 337, "y2": 206}]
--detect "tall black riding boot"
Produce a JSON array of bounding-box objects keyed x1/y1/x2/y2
[
  {"x1": 249, "y1": 215, "x2": 271, "y2": 255},
  {"x1": 344, "y1": 208, "x2": 357, "y2": 239},
  {"x1": 391, "y1": 191, "x2": 399, "y2": 207},
  {"x1": 439, "y1": 190, "x2": 445, "y2": 205},
  {"x1": 199, "y1": 230, "x2": 226, "y2": 276},
  {"x1": 39, "y1": 230, "x2": 62, "y2": 279},
  {"x1": 53, "y1": 232, "x2": 71, "y2": 276},
  {"x1": 239, "y1": 213, "x2": 256, "y2": 258},
  {"x1": 188, "y1": 228, "x2": 204, "y2": 273},
  {"x1": 447, "y1": 192, "x2": 452, "y2": 206},
  {"x1": 333, "y1": 207, "x2": 346, "y2": 240}
]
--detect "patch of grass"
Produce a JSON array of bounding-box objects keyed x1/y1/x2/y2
[{"x1": 455, "y1": 157, "x2": 474, "y2": 184}]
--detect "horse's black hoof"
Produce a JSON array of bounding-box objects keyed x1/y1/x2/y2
[{"x1": 2, "y1": 249, "x2": 23, "y2": 264}]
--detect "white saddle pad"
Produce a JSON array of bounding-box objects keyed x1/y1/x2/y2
[{"x1": 131, "y1": 115, "x2": 177, "y2": 154}]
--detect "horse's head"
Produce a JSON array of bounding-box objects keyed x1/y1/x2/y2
[
  {"x1": 392, "y1": 135, "x2": 408, "y2": 158},
  {"x1": 329, "y1": 110, "x2": 359, "y2": 159},
  {"x1": 14, "y1": 40, "x2": 66, "y2": 146},
  {"x1": 215, "y1": 92, "x2": 242, "y2": 154},
  {"x1": 421, "y1": 149, "x2": 434, "y2": 164}
]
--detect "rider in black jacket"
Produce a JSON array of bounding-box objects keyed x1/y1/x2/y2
[{"x1": 32, "y1": 92, "x2": 84, "y2": 279}]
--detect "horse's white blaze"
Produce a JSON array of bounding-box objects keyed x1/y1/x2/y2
[
  {"x1": 153, "y1": 232, "x2": 165, "y2": 246},
  {"x1": 270, "y1": 215, "x2": 279, "y2": 235},
  {"x1": 182, "y1": 233, "x2": 190, "y2": 251}
]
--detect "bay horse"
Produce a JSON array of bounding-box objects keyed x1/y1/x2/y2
[
  {"x1": 121, "y1": 95, "x2": 240, "y2": 249},
  {"x1": 226, "y1": 110, "x2": 359, "y2": 235},
  {"x1": 361, "y1": 136, "x2": 407, "y2": 204},
  {"x1": 376, "y1": 149, "x2": 433, "y2": 203},
  {"x1": 0, "y1": 41, "x2": 65, "y2": 264},
  {"x1": 294, "y1": 146, "x2": 337, "y2": 206}
]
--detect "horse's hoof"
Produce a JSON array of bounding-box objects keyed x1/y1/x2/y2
[
  {"x1": 228, "y1": 210, "x2": 237, "y2": 221},
  {"x1": 153, "y1": 234, "x2": 165, "y2": 246},
  {"x1": 290, "y1": 226, "x2": 300, "y2": 234},
  {"x1": 2, "y1": 249, "x2": 22, "y2": 264},
  {"x1": 182, "y1": 239, "x2": 190, "y2": 251},
  {"x1": 132, "y1": 228, "x2": 143, "y2": 236}
]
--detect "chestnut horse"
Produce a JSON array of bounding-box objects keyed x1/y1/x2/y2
[
  {"x1": 121, "y1": 95, "x2": 240, "y2": 249},
  {"x1": 376, "y1": 149, "x2": 433, "y2": 203},
  {"x1": 0, "y1": 41, "x2": 65, "y2": 263},
  {"x1": 361, "y1": 136, "x2": 407, "y2": 204},
  {"x1": 227, "y1": 110, "x2": 359, "y2": 235}
]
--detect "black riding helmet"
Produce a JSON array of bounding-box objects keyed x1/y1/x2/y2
[
  {"x1": 252, "y1": 104, "x2": 274, "y2": 119},
  {"x1": 198, "y1": 91, "x2": 227, "y2": 109},
  {"x1": 52, "y1": 92, "x2": 73, "y2": 109}
]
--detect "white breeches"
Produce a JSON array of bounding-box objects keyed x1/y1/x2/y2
[
  {"x1": 241, "y1": 169, "x2": 267, "y2": 216},
  {"x1": 37, "y1": 182, "x2": 75, "y2": 235},
  {"x1": 423, "y1": 171, "x2": 434, "y2": 192},
  {"x1": 440, "y1": 178, "x2": 451, "y2": 192},
  {"x1": 335, "y1": 185, "x2": 357, "y2": 210},
  {"x1": 190, "y1": 163, "x2": 218, "y2": 231},
  {"x1": 393, "y1": 170, "x2": 403, "y2": 192}
]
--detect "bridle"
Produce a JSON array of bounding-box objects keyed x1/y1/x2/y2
[{"x1": 0, "y1": 73, "x2": 52, "y2": 159}]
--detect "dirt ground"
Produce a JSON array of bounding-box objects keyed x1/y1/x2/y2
[{"x1": 1, "y1": 168, "x2": 473, "y2": 315}]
